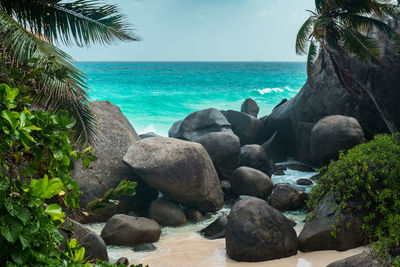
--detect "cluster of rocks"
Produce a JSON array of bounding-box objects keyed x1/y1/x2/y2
[{"x1": 69, "y1": 97, "x2": 371, "y2": 264}]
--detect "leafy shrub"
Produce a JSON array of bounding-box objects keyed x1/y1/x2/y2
[
  {"x1": 0, "y1": 83, "x2": 137, "y2": 266},
  {"x1": 309, "y1": 134, "x2": 400, "y2": 265}
]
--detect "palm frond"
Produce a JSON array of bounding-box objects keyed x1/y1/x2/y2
[
  {"x1": 0, "y1": 9, "x2": 97, "y2": 145},
  {"x1": 0, "y1": 0, "x2": 138, "y2": 47},
  {"x1": 307, "y1": 40, "x2": 319, "y2": 77},
  {"x1": 340, "y1": 14, "x2": 394, "y2": 38},
  {"x1": 342, "y1": 28, "x2": 383, "y2": 62},
  {"x1": 296, "y1": 16, "x2": 315, "y2": 55}
]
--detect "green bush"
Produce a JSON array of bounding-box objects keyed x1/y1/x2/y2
[
  {"x1": 0, "y1": 83, "x2": 138, "y2": 266},
  {"x1": 309, "y1": 134, "x2": 400, "y2": 265}
]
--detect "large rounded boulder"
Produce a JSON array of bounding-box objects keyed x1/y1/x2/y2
[
  {"x1": 101, "y1": 214, "x2": 161, "y2": 247},
  {"x1": 269, "y1": 183, "x2": 308, "y2": 212},
  {"x1": 298, "y1": 194, "x2": 365, "y2": 252},
  {"x1": 310, "y1": 115, "x2": 365, "y2": 166},
  {"x1": 231, "y1": 167, "x2": 273, "y2": 199},
  {"x1": 168, "y1": 108, "x2": 233, "y2": 141},
  {"x1": 226, "y1": 197, "x2": 298, "y2": 262},
  {"x1": 148, "y1": 198, "x2": 186, "y2": 226},
  {"x1": 222, "y1": 110, "x2": 264, "y2": 145},
  {"x1": 123, "y1": 137, "x2": 224, "y2": 212},
  {"x1": 71, "y1": 101, "x2": 157, "y2": 222},
  {"x1": 197, "y1": 132, "x2": 241, "y2": 180},
  {"x1": 240, "y1": 145, "x2": 274, "y2": 177}
]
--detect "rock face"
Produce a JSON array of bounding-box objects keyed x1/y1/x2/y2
[
  {"x1": 261, "y1": 132, "x2": 287, "y2": 163},
  {"x1": 310, "y1": 115, "x2": 365, "y2": 166},
  {"x1": 197, "y1": 132, "x2": 241, "y2": 180},
  {"x1": 221, "y1": 110, "x2": 264, "y2": 145},
  {"x1": 71, "y1": 101, "x2": 157, "y2": 222},
  {"x1": 101, "y1": 214, "x2": 161, "y2": 247},
  {"x1": 226, "y1": 197, "x2": 298, "y2": 262},
  {"x1": 200, "y1": 215, "x2": 228, "y2": 240},
  {"x1": 148, "y1": 198, "x2": 186, "y2": 226},
  {"x1": 231, "y1": 167, "x2": 273, "y2": 199},
  {"x1": 241, "y1": 98, "x2": 260, "y2": 117},
  {"x1": 123, "y1": 137, "x2": 224, "y2": 212},
  {"x1": 263, "y1": 25, "x2": 400, "y2": 163},
  {"x1": 240, "y1": 145, "x2": 274, "y2": 177},
  {"x1": 168, "y1": 108, "x2": 233, "y2": 141},
  {"x1": 327, "y1": 251, "x2": 379, "y2": 267},
  {"x1": 269, "y1": 183, "x2": 308, "y2": 212},
  {"x1": 298, "y1": 195, "x2": 365, "y2": 252}
]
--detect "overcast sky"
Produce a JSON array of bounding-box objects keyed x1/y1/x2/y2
[{"x1": 61, "y1": 0, "x2": 315, "y2": 61}]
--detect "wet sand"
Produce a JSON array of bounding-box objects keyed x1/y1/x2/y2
[{"x1": 107, "y1": 231, "x2": 365, "y2": 267}]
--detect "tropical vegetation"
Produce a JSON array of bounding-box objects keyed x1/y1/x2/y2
[
  {"x1": 296, "y1": 0, "x2": 399, "y2": 133},
  {"x1": 309, "y1": 134, "x2": 400, "y2": 266},
  {"x1": 0, "y1": 0, "x2": 137, "y2": 145}
]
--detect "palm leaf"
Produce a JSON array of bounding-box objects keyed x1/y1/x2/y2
[
  {"x1": 340, "y1": 15, "x2": 394, "y2": 38},
  {"x1": 0, "y1": 9, "x2": 97, "y2": 145},
  {"x1": 296, "y1": 16, "x2": 315, "y2": 55},
  {"x1": 342, "y1": 28, "x2": 383, "y2": 62},
  {"x1": 307, "y1": 40, "x2": 319, "y2": 77}
]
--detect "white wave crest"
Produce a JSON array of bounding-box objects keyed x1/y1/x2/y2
[
  {"x1": 257, "y1": 86, "x2": 298, "y2": 95},
  {"x1": 139, "y1": 124, "x2": 157, "y2": 135}
]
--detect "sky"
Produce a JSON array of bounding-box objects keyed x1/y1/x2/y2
[{"x1": 61, "y1": 0, "x2": 315, "y2": 62}]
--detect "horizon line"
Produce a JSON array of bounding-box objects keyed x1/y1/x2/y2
[{"x1": 75, "y1": 60, "x2": 307, "y2": 63}]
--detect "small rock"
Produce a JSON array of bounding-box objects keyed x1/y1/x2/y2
[
  {"x1": 270, "y1": 183, "x2": 308, "y2": 211},
  {"x1": 185, "y1": 209, "x2": 204, "y2": 223},
  {"x1": 139, "y1": 132, "x2": 160, "y2": 139},
  {"x1": 133, "y1": 243, "x2": 157, "y2": 252},
  {"x1": 274, "y1": 170, "x2": 286, "y2": 176},
  {"x1": 200, "y1": 215, "x2": 227, "y2": 240},
  {"x1": 231, "y1": 167, "x2": 273, "y2": 199},
  {"x1": 296, "y1": 179, "x2": 313, "y2": 186},
  {"x1": 220, "y1": 180, "x2": 232, "y2": 195},
  {"x1": 115, "y1": 257, "x2": 129, "y2": 265},
  {"x1": 241, "y1": 98, "x2": 260, "y2": 117},
  {"x1": 82, "y1": 232, "x2": 109, "y2": 262},
  {"x1": 240, "y1": 145, "x2": 274, "y2": 177},
  {"x1": 148, "y1": 198, "x2": 186, "y2": 226}
]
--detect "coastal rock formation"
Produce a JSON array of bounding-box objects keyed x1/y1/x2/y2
[
  {"x1": 71, "y1": 101, "x2": 157, "y2": 222},
  {"x1": 298, "y1": 194, "x2": 365, "y2": 252},
  {"x1": 263, "y1": 26, "x2": 400, "y2": 163},
  {"x1": 101, "y1": 214, "x2": 161, "y2": 247},
  {"x1": 123, "y1": 137, "x2": 224, "y2": 212},
  {"x1": 310, "y1": 115, "x2": 365, "y2": 166},
  {"x1": 231, "y1": 167, "x2": 273, "y2": 199},
  {"x1": 221, "y1": 110, "x2": 264, "y2": 145},
  {"x1": 200, "y1": 215, "x2": 228, "y2": 240},
  {"x1": 261, "y1": 132, "x2": 287, "y2": 163},
  {"x1": 185, "y1": 209, "x2": 203, "y2": 223},
  {"x1": 269, "y1": 183, "x2": 308, "y2": 212},
  {"x1": 327, "y1": 251, "x2": 379, "y2": 267},
  {"x1": 197, "y1": 132, "x2": 241, "y2": 180},
  {"x1": 168, "y1": 108, "x2": 233, "y2": 141},
  {"x1": 226, "y1": 197, "x2": 298, "y2": 262},
  {"x1": 240, "y1": 144, "x2": 274, "y2": 177},
  {"x1": 241, "y1": 98, "x2": 260, "y2": 117},
  {"x1": 148, "y1": 198, "x2": 186, "y2": 226}
]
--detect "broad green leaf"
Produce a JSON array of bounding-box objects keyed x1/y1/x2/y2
[
  {"x1": 44, "y1": 204, "x2": 65, "y2": 222},
  {"x1": 0, "y1": 216, "x2": 23, "y2": 243},
  {"x1": 19, "y1": 231, "x2": 31, "y2": 249},
  {"x1": 2, "y1": 110, "x2": 17, "y2": 129},
  {"x1": 17, "y1": 207, "x2": 31, "y2": 225},
  {"x1": 74, "y1": 247, "x2": 85, "y2": 262},
  {"x1": 23, "y1": 125, "x2": 42, "y2": 131},
  {"x1": 5, "y1": 86, "x2": 19, "y2": 102}
]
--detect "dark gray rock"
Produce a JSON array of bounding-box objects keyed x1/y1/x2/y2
[
  {"x1": 133, "y1": 243, "x2": 157, "y2": 252},
  {"x1": 310, "y1": 115, "x2": 365, "y2": 166},
  {"x1": 71, "y1": 101, "x2": 156, "y2": 223},
  {"x1": 222, "y1": 110, "x2": 264, "y2": 145},
  {"x1": 200, "y1": 215, "x2": 227, "y2": 240},
  {"x1": 269, "y1": 183, "x2": 308, "y2": 212},
  {"x1": 298, "y1": 194, "x2": 365, "y2": 252},
  {"x1": 296, "y1": 178, "x2": 313, "y2": 186},
  {"x1": 101, "y1": 214, "x2": 161, "y2": 247},
  {"x1": 327, "y1": 251, "x2": 379, "y2": 267},
  {"x1": 82, "y1": 232, "x2": 109, "y2": 262},
  {"x1": 285, "y1": 163, "x2": 315, "y2": 172},
  {"x1": 240, "y1": 145, "x2": 274, "y2": 177},
  {"x1": 220, "y1": 180, "x2": 232, "y2": 195},
  {"x1": 115, "y1": 257, "x2": 129, "y2": 266},
  {"x1": 139, "y1": 132, "x2": 160, "y2": 139},
  {"x1": 168, "y1": 108, "x2": 233, "y2": 141},
  {"x1": 148, "y1": 198, "x2": 186, "y2": 226},
  {"x1": 261, "y1": 132, "x2": 287, "y2": 163},
  {"x1": 241, "y1": 98, "x2": 260, "y2": 117},
  {"x1": 226, "y1": 197, "x2": 298, "y2": 262},
  {"x1": 231, "y1": 167, "x2": 273, "y2": 199},
  {"x1": 197, "y1": 132, "x2": 240, "y2": 180},
  {"x1": 123, "y1": 137, "x2": 224, "y2": 212},
  {"x1": 185, "y1": 209, "x2": 203, "y2": 223}
]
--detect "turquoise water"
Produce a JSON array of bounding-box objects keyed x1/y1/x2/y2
[{"x1": 78, "y1": 62, "x2": 307, "y2": 135}]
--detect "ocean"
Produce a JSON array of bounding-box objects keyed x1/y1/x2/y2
[{"x1": 77, "y1": 62, "x2": 307, "y2": 136}]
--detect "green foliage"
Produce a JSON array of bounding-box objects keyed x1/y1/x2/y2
[{"x1": 309, "y1": 134, "x2": 400, "y2": 265}]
